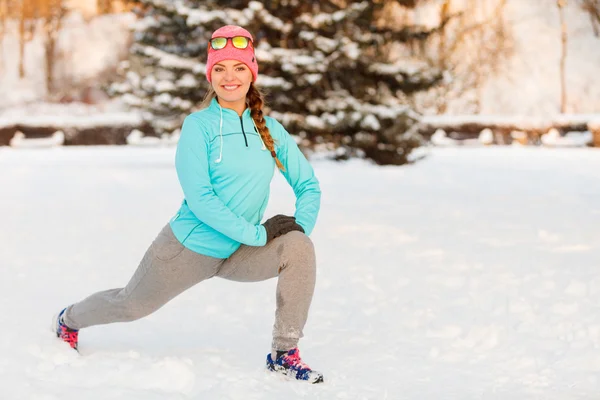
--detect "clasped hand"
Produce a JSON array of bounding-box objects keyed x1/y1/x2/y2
[{"x1": 262, "y1": 214, "x2": 304, "y2": 243}]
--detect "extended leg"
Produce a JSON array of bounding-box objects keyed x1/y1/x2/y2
[{"x1": 63, "y1": 225, "x2": 223, "y2": 330}]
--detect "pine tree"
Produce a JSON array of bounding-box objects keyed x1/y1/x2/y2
[{"x1": 112, "y1": 0, "x2": 445, "y2": 164}]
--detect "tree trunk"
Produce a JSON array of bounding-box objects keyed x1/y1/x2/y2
[
  {"x1": 44, "y1": 21, "x2": 57, "y2": 95},
  {"x1": 580, "y1": 0, "x2": 600, "y2": 36},
  {"x1": 18, "y1": 3, "x2": 25, "y2": 78},
  {"x1": 97, "y1": 0, "x2": 113, "y2": 14},
  {"x1": 436, "y1": 0, "x2": 451, "y2": 113},
  {"x1": 558, "y1": 0, "x2": 568, "y2": 113},
  {"x1": 44, "y1": 0, "x2": 65, "y2": 98}
]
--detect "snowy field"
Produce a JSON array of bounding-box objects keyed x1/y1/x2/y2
[{"x1": 1, "y1": 146, "x2": 599, "y2": 399}]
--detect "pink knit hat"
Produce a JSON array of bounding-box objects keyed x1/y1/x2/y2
[{"x1": 206, "y1": 25, "x2": 258, "y2": 83}]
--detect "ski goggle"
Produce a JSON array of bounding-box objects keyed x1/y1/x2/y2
[{"x1": 209, "y1": 36, "x2": 252, "y2": 50}]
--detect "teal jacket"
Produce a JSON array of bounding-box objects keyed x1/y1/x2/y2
[{"x1": 169, "y1": 98, "x2": 321, "y2": 259}]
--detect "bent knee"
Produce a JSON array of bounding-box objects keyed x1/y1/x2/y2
[
  {"x1": 279, "y1": 231, "x2": 315, "y2": 262},
  {"x1": 283, "y1": 230, "x2": 313, "y2": 249}
]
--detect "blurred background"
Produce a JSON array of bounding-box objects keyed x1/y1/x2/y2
[{"x1": 0, "y1": 0, "x2": 599, "y2": 163}]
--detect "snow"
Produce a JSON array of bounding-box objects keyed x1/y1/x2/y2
[
  {"x1": 134, "y1": 45, "x2": 198, "y2": 71},
  {"x1": 298, "y1": 32, "x2": 338, "y2": 54},
  {"x1": 183, "y1": 1, "x2": 291, "y2": 30},
  {"x1": 304, "y1": 74, "x2": 322, "y2": 85},
  {"x1": 176, "y1": 74, "x2": 199, "y2": 88},
  {"x1": 298, "y1": 2, "x2": 368, "y2": 28},
  {"x1": 255, "y1": 45, "x2": 328, "y2": 73},
  {"x1": 422, "y1": 115, "x2": 546, "y2": 129},
  {"x1": 360, "y1": 114, "x2": 381, "y2": 131},
  {"x1": 0, "y1": 102, "x2": 142, "y2": 129},
  {"x1": 314, "y1": 36, "x2": 338, "y2": 53},
  {"x1": 248, "y1": 1, "x2": 292, "y2": 33},
  {"x1": 155, "y1": 80, "x2": 176, "y2": 92},
  {"x1": 421, "y1": 114, "x2": 600, "y2": 130},
  {"x1": 154, "y1": 93, "x2": 172, "y2": 105},
  {"x1": 431, "y1": 129, "x2": 457, "y2": 147},
  {"x1": 430, "y1": 128, "x2": 506, "y2": 147},
  {"x1": 255, "y1": 76, "x2": 293, "y2": 90},
  {"x1": 479, "y1": 128, "x2": 495, "y2": 145},
  {"x1": 125, "y1": 71, "x2": 142, "y2": 88},
  {"x1": 9, "y1": 131, "x2": 65, "y2": 148},
  {"x1": 305, "y1": 115, "x2": 326, "y2": 130},
  {"x1": 541, "y1": 129, "x2": 593, "y2": 147},
  {"x1": 307, "y1": 96, "x2": 417, "y2": 123},
  {"x1": 342, "y1": 41, "x2": 360, "y2": 61},
  {"x1": 122, "y1": 93, "x2": 143, "y2": 107},
  {"x1": 1, "y1": 146, "x2": 600, "y2": 398},
  {"x1": 369, "y1": 61, "x2": 425, "y2": 76},
  {"x1": 186, "y1": 8, "x2": 235, "y2": 26},
  {"x1": 132, "y1": 16, "x2": 160, "y2": 31},
  {"x1": 421, "y1": 113, "x2": 599, "y2": 147}
]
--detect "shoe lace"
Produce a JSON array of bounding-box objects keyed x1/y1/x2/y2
[
  {"x1": 63, "y1": 328, "x2": 78, "y2": 341},
  {"x1": 284, "y1": 349, "x2": 311, "y2": 371},
  {"x1": 59, "y1": 324, "x2": 78, "y2": 346}
]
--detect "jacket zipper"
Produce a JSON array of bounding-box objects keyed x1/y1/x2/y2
[{"x1": 239, "y1": 116, "x2": 248, "y2": 147}]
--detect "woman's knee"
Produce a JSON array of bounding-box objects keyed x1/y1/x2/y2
[
  {"x1": 278, "y1": 231, "x2": 316, "y2": 271},
  {"x1": 281, "y1": 230, "x2": 314, "y2": 254}
]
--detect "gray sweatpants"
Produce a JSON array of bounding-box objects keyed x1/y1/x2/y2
[{"x1": 63, "y1": 224, "x2": 316, "y2": 352}]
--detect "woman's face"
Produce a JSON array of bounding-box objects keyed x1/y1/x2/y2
[{"x1": 210, "y1": 59, "x2": 253, "y2": 105}]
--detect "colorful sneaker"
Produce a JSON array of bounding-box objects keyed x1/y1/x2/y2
[
  {"x1": 54, "y1": 308, "x2": 79, "y2": 351},
  {"x1": 266, "y1": 348, "x2": 324, "y2": 384}
]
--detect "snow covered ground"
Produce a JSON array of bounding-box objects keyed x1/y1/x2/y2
[{"x1": 1, "y1": 146, "x2": 599, "y2": 399}]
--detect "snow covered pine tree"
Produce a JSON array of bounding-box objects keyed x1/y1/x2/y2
[{"x1": 112, "y1": 0, "x2": 443, "y2": 164}]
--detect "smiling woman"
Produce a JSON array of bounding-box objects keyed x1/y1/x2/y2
[
  {"x1": 209, "y1": 60, "x2": 253, "y2": 113},
  {"x1": 53, "y1": 25, "x2": 324, "y2": 384}
]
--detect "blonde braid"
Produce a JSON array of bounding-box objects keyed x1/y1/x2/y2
[{"x1": 247, "y1": 83, "x2": 285, "y2": 171}]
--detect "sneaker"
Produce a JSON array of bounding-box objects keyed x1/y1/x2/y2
[
  {"x1": 53, "y1": 308, "x2": 79, "y2": 351},
  {"x1": 266, "y1": 348, "x2": 324, "y2": 383}
]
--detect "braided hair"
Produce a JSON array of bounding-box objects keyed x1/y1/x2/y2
[{"x1": 246, "y1": 83, "x2": 284, "y2": 171}]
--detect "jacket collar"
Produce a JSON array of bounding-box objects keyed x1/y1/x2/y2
[{"x1": 209, "y1": 97, "x2": 252, "y2": 119}]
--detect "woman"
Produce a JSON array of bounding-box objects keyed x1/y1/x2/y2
[{"x1": 54, "y1": 25, "x2": 323, "y2": 384}]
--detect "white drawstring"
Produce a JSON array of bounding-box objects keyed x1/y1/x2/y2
[
  {"x1": 215, "y1": 103, "x2": 224, "y2": 163},
  {"x1": 215, "y1": 105, "x2": 267, "y2": 164}
]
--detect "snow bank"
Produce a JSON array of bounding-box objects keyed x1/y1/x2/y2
[
  {"x1": 420, "y1": 113, "x2": 600, "y2": 146},
  {"x1": 0, "y1": 103, "x2": 142, "y2": 129},
  {"x1": 0, "y1": 102, "x2": 146, "y2": 146}
]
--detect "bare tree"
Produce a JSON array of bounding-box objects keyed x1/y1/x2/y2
[
  {"x1": 97, "y1": 0, "x2": 113, "y2": 14},
  {"x1": 4, "y1": 0, "x2": 66, "y2": 92},
  {"x1": 0, "y1": 0, "x2": 7, "y2": 39},
  {"x1": 42, "y1": 0, "x2": 66, "y2": 94},
  {"x1": 558, "y1": 0, "x2": 568, "y2": 113},
  {"x1": 407, "y1": 0, "x2": 512, "y2": 114},
  {"x1": 18, "y1": 0, "x2": 36, "y2": 79},
  {"x1": 579, "y1": 0, "x2": 600, "y2": 36}
]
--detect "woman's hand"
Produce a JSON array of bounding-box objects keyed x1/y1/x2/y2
[{"x1": 262, "y1": 214, "x2": 304, "y2": 243}]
